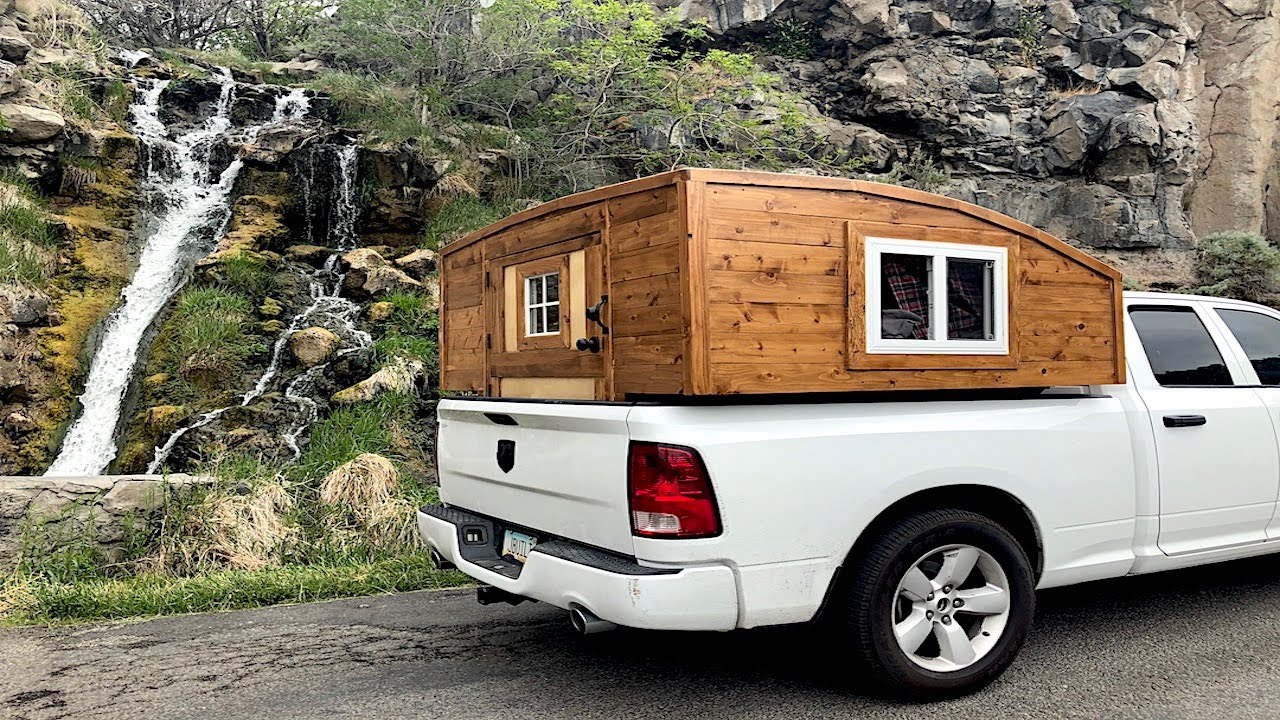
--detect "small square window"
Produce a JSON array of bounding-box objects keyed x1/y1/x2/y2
[
  {"x1": 524, "y1": 272, "x2": 561, "y2": 338},
  {"x1": 866, "y1": 238, "x2": 1008, "y2": 355}
]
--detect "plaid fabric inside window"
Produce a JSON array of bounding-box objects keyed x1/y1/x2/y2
[
  {"x1": 947, "y1": 261, "x2": 986, "y2": 339},
  {"x1": 882, "y1": 257, "x2": 929, "y2": 339}
]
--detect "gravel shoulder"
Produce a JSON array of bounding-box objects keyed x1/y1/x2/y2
[{"x1": 5, "y1": 555, "x2": 1280, "y2": 720}]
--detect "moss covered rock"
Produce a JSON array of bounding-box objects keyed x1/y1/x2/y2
[{"x1": 289, "y1": 327, "x2": 341, "y2": 367}]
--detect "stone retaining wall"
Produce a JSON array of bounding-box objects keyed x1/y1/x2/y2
[{"x1": 0, "y1": 474, "x2": 212, "y2": 571}]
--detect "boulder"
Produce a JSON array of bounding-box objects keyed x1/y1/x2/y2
[
  {"x1": 144, "y1": 405, "x2": 189, "y2": 433},
  {"x1": 368, "y1": 301, "x2": 395, "y2": 322},
  {"x1": 0, "y1": 102, "x2": 64, "y2": 143},
  {"x1": 99, "y1": 480, "x2": 165, "y2": 515},
  {"x1": 0, "y1": 287, "x2": 49, "y2": 325},
  {"x1": 340, "y1": 248, "x2": 422, "y2": 298},
  {"x1": 332, "y1": 357, "x2": 426, "y2": 405},
  {"x1": 289, "y1": 327, "x2": 341, "y2": 367},
  {"x1": 394, "y1": 248, "x2": 438, "y2": 276},
  {"x1": 245, "y1": 122, "x2": 324, "y2": 166},
  {"x1": 3, "y1": 410, "x2": 33, "y2": 435},
  {"x1": 258, "y1": 297, "x2": 283, "y2": 318},
  {"x1": 267, "y1": 58, "x2": 325, "y2": 79},
  {"x1": 0, "y1": 26, "x2": 30, "y2": 62},
  {"x1": 0, "y1": 59, "x2": 17, "y2": 96},
  {"x1": 285, "y1": 244, "x2": 332, "y2": 266}
]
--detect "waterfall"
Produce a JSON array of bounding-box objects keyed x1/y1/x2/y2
[
  {"x1": 47, "y1": 69, "x2": 247, "y2": 477},
  {"x1": 50, "y1": 71, "x2": 316, "y2": 477},
  {"x1": 148, "y1": 144, "x2": 370, "y2": 473}
]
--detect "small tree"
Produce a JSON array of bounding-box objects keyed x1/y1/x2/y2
[
  {"x1": 233, "y1": 0, "x2": 318, "y2": 59},
  {"x1": 76, "y1": 0, "x2": 238, "y2": 49},
  {"x1": 1192, "y1": 231, "x2": 1280, "y2": 303}
]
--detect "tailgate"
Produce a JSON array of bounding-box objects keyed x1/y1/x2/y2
[{"x1": 436, "y1": 399, "x2": 635, "y2": 554}]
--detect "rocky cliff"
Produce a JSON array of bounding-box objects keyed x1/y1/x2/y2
[{"x1": 671, "y1": 0, "x2": 1280, "y2": 285}]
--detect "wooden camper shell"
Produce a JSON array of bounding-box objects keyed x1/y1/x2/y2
[{"x1": 440, "y1": 168, "x2": 1125, "y2": 400}]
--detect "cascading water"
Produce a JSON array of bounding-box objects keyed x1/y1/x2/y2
[
  {"x1": 49, "y1": 71, "x2": 320, "y2": 476},
  {"x1": 47, "y1": 69, "x2": 248, "y2": 476},
  {"x1": 148, "y1": 144, "x2": 370, "y2": 472}
]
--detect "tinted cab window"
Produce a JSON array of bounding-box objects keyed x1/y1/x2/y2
[
  {"x1": 1129, "y1": 306, "x2": 1232, "y2": 386},
  {"x1": 1218, "y1": 309, "x2": 1280, "y2": 385}
]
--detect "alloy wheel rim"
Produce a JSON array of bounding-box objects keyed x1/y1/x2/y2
[{"x1": 891, "y1": 543, "x2": 1011, "y2": 672}]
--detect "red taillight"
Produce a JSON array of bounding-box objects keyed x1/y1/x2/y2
[{"x1": 627, "y1": 442, "x2": 720, "y2": 539}]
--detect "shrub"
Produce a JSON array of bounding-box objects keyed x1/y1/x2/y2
[
  {"x1": 1192, "y1": 231, "x2": 1280, "y2": 303},
  {"x1": 880, "y1": 147, "x2": 950, "y2": 192},
  {"x1": 421, "y1": 195, "x2": 512, "y2": 250},
  {"x1": 761, "y1": 18, "x2": 819, "y2": 60}
]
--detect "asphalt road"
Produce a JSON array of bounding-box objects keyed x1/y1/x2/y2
[{"x1": 5, "y1": 556, "x2": 1280, "y2": 720}]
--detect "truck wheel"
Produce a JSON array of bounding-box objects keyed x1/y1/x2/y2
[{"x1": 835, "y1": 509, "x2": 1035, "y2": 698}]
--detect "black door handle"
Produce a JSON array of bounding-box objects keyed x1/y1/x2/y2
[
  {"x1": 1164, "y1": 414, "x2": 1207, "y2": 428},
  {"x1": 576, "y1": 337, "x2": 601, "y2": 353}
]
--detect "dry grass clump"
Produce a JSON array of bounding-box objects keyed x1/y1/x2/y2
[
  {"x1": 156, "y1": 481, "x2": 299, "y2": 573},
  {"x1": 319, "y1": 453, "x2": 421, "y2": 551}
]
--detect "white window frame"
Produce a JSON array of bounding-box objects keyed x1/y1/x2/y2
[
  {"x1": 524, "y1": 271, "x2": 561, "y2": 337},
  {"x1": 865, "y1": 237, "x2": 1009, "y2": 355}
]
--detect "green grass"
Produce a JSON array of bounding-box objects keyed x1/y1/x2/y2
[
  {"x1": 0, "y1": 204, "x2": 56, "y2": 246},
  {"x1": 307, "y1": 71, "x2": 436, "y2": 149},
  {"x1": 295, "y1": 393, "x2": 417, "y2": 480},
  {"x1": 0, "y1": 168, "x2": 44, "y2": 202},
  {"x1": 421, "y1": 195, "x2": 514, "y2": 250},
  {"x1": 2, "y1": 555, "x2": 469, "y2": 625},
  {"x1": 0, "y1": 188, "x2": 57, "y2": 286},
  {"x1": 370, "y1": 291, "x2": 439, "y2": 372},
  {"x1": 0, "y1": 239, "x2": 51, "y2": 285},
  {"x1": 215, "y1": 253, "x2": 277, "y2": 298},
  {"x1": 163, "y1": 288, "x2": 263, "y2": 385},
  {"x1": 102, "y1": 79, "x2": 130, "y2": 126}
]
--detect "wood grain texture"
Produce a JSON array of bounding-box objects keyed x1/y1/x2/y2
[
  {"x1": 708, "y1": 303, "x2": 845, "y2": 334},
  {"x1": 442, "y1": 169, "x2": 1124, "y2": 396},
  {"x1": 678, "y1": 178, "x2": 710, "y2": 394},
  {"x1": 708, "y1": 269, "x2": 846, "y2": 305},
  {"x1": 611, "y1": 272, "x2": 681, "y2": 309},
  {"x1": 608, "y1": 186, "x2": 678, "y2": 225},
  {"x1": 612, "y1": 242, "x2": 682, "y2": 283},
  {"x1": 614, "y1": 302, "x2": 683, "y2": 336},
  {"x1": 705, "y1": 209, "x2": 845, "y2": 247},
  {"x1": 708, "y1": 238, "x2": 844, "y2": 275},
  {"x1": 612, "y1": 214, "x2": 682, "y2": 255},
  {"x1": 710, "y1": 361, "x2": 1119, "y2": 394}
]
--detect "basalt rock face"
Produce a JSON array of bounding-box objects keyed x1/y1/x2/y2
[{"x1": 677, "y1": 0, "x2": 1280, "y2": 283}]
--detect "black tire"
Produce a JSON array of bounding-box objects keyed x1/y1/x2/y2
[{"x1": 833, "y1": 508, "x2": 1035, "y2": 699}]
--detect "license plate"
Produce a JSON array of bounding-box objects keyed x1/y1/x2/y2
[{"x1": 501, "y1": 529, "x2": 538, "y2": 564}]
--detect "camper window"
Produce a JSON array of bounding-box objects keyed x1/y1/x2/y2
[
  {"x1": 525, "y1": 272, "x2": 561, "y2": 336},
  {"x1": 866, "y1": 237, "x2": 1008, "y2": 355}
]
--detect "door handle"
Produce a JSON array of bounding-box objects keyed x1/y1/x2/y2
[
  {"x1": 1163, "y1": 414, "x2": 1207, "y2": 428},
  {"x1": 576, "y1": 337, "x2": 601, "y2": 353},
  {"x1": 585, "y1": 295, "x2": 609, "y2": 335}
]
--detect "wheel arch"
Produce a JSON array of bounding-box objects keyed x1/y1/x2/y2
[{"x1": 816, "y1": 484, "x2": 1043, "y2": 621}]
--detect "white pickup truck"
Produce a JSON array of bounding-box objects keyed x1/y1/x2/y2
[{"x1": 419, "y1": 291, "x2": 1280, "y2": 697}]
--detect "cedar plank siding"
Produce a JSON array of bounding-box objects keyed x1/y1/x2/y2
[{"x1": 439, "y1": 169, "x2": 1125, "y2": 399}]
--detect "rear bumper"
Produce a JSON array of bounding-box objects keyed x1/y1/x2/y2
[{"x1": 417, "y1": 505, "x2": 739, "y2": 631}]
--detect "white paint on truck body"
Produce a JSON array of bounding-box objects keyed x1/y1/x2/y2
[{"x1": 424, "y1": 292, "x2": 1280, "y2": 631}]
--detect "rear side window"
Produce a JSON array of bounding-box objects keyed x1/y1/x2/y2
[
  {"x1": 1217, "y1": 309, "x2": 1280, "y2": 385},
  {"x1": 1129, "y1": 306, "x2": 1233, "y2": 386}
]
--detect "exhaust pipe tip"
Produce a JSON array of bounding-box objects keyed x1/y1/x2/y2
[
  {"x1": 429, "y1": 548, "x2": 455, "y2": 571},
  {"x1": 569, "y1": 605, "x2": 617, "y2": 635}
]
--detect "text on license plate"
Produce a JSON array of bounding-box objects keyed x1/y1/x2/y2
[{"x1": 501, "y1": 529, "x2": 538, "y2": 564}]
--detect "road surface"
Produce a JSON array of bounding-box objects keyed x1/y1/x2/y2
[{"x1": 5, "y1": 555, "x2": 1280, "y2": 719}]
